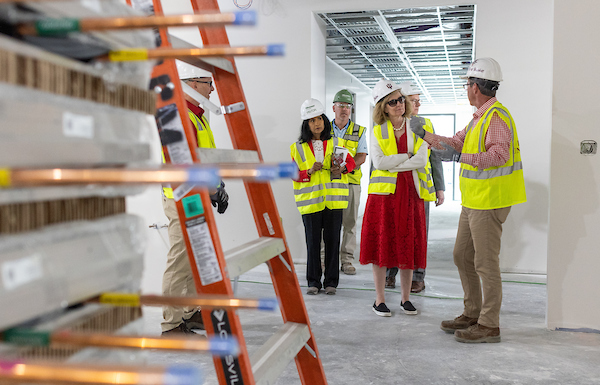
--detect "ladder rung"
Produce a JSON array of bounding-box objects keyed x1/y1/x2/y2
[
  {"x1": 225, "y1": 237, "x2": 285, "y2": 278},
  {"x1": 251, "y1": 322, "x2": 310, "y2": 385},
  {"x1": 196, "y1": 148, "x2": 260, "y2": 164},
  {"x1": 169, "y1": 34, "x2": 235, "y2": 74}
]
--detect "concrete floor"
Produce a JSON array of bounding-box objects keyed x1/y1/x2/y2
[{"x1": 114, "y1": 202, "x2": 600, "y2": 384}]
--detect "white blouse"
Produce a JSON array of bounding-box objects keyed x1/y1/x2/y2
[
  {"x1": 369, "y1": 118, "x2": 429, "y2": 195},
  {"x1": 312, "y1": 139, "x2": 325, "y2": 162}
]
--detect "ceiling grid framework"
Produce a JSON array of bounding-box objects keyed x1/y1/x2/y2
[{"x1": 319, "y1": 5, "x2": 476, "y2": 106}]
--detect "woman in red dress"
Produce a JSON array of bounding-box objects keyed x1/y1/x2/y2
[{"x1": 360, "y1": 79, "x2": 429, "y2": 317}]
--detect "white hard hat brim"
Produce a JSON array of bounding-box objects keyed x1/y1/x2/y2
[{"x1": 176, "y1": 60, "x2": 212, "y2": 80}]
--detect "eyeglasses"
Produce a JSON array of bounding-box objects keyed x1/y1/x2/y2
[
  {"x1": 334, "y1": 103, "x2": 352, "y2": 109},
  {"x1": 463, "y1": 82, "x2": 474, "y2": 90},
  {"x1": 387, "y1": 96, "x2": 405, "y2": 107},
  {"x1": 191, "y1": 80, "x2": 213, "y2": 87},
  {"x1": 412, "y1": 99, "x2": 421, "y2": 105}
]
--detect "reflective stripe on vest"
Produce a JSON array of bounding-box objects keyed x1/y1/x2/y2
[
  {"x1": 459, "y1": 102, "x2": 527, "y2": 209},
  {"x1": 415, "y1": 117, "x2": 436, "y2": 201},
  {"x1": 332, "y1": 121, "x2": 365, "y2": 185},
  {"x1": 291, "y1": 138, "x2": 349, "y2": 214},
  {"x1": 162, "y1": 110, "x2": 216, "y2": 199}
]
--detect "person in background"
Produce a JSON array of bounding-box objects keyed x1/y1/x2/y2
[
  {"x1": 386, "y1": 82, "x2": 445, "y2": 293},
  {"x1": 291, "y1": 98, "x2": 355, "y2": 295},
  {"x1": 330, "y1": 89, "x2": 368, "y2": 275},
  {"x1": 360, "y1": 79, "x2": 433, "y2": 317},
  {"x1": 412, "y1": 58, "x2": 526, "y2": 343},
  {"x1": 161, "y1": 61, "x2": 229, "y2": 335}
]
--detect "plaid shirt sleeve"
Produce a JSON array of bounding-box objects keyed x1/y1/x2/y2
[
  {"x1": 460, "y1": 115, "x2": 511, "y2": 169},
  {"x1": 423, "y1": 116, "x2": 511, "y2": 169},
  {"x1": 423, "y1": 129, "x2": 466, "y2": 151}
]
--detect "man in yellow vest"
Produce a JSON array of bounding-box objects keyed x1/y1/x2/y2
[
  {"x1": 412, "y1": 58, "x2": 526, "y2": 343},
  {"x1": 386, "y1": 82, "x2": 445, "y2": 292},
  {"x1": 161, "y1": 61, "x2": 229, "y2": 335},
  {"x1": 330, "y1": 89, "x2": 367, "y2": 275}
]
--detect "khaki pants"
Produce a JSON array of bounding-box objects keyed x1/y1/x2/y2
[
  {"x1": 453, "y1": 206, "x2": 511, "y2": 328},
  {"x1": 161, "y1": 196, "x2": 197, "y2": 332},
  {"x1": 340, "y1": 183, "x2": 361, "y2": 264}
]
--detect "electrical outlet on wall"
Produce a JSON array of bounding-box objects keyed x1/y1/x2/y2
[{"x1": 580, "y1": 140, "x2": 597, "y2": 155}]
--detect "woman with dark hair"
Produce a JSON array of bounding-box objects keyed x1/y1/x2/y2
[
  {"x1": 360, "y1": 79, "x2": 432, "y2": 317},
  {"x1": 290, "y1": 98, "x2": 356, "y2": 295}
]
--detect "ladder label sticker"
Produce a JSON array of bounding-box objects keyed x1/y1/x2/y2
[
  {"x1": 263, "y1": 212, "x2": 275, "y2": 235},
  {"x1": 2, "y1": 254, "x2": 43, "y2": 291},
  {"x1": 173, "y1": 183, "x2": 194, "y2": 202},
  {"x1": 182, "y1": 194, "x2": 204, "y2": 217},
  {"x1": 158, "y1": 104, "x2": 193, "y2": 166},
  {"x1": 211, "y1": 310, "x2": 244, "y2": 385},
  {"x1": 63, "y1": 111, "x2": 94, "y2": 139},
  {"x1": 185, "y1": 217, "x2": 223, "y2": 285}
]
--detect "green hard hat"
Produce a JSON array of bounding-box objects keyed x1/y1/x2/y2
[{"x1": 333, "y1": 89, "x2": 353, "y2": 104}]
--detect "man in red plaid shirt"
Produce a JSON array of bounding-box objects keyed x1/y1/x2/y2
[{"x1": 411, "y1": 57, "x2": 527, "y2": 343}]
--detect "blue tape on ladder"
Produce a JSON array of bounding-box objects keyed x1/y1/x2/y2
[
  {"x1": 208, "y1": 336, "x2": 241, "y2": 356},
  {"x1": 187, "y1": 167, "x2": 220, "y2": 187},
  {"x1": 277, "y1": 162, "x2": 298, "y2": 179},
  {"x1": 266, "y1": 44, "x2": 285, "y2": 56},
  {"x1": 164, "y1": 366, "x2": 203, "y2": 385},
  {"x1": 253, "y1": 165, "x2": 277, "y2": 181},
  {"x1": 257, "y1": 298, "x2": 279, "y2": 311},
  {"x1": 233, "y1": 11, "x2": 257, "y2": 25}
]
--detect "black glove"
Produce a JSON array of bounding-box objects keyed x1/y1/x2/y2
[
  {"x1": 434, "y1": 142, "x2": 462, "y2": 162},
  {"x1": 409, "y1": 116, "x2": 427, "y2": 138},
  {"x1": 210, "y1": 181, "x2": 229, "y2": 214}
]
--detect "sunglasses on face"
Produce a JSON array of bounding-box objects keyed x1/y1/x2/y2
[{"x1": 387, "y1": 96, "x2": 405, "y2": 107}]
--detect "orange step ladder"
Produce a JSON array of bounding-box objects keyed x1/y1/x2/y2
[{"x1": 129, "y1": 0, "x2": 329, "y2": 383}]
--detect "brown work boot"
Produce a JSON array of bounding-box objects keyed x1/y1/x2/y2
[
  {"x1": 385, "y1": 275, "x2": 396, "y2": 288},
  {"x1": 410, "y1": 281, "x2": 425, "y2": 293},
  {"x1": 440, "y1": 314, "x2": 478, "y2": 333},
  {"x1": 341, "y1": 263, "x2": 356, "y2": 275},
  {"x1": 454, "y1": 323, "x2": 501, "y2": 343}
]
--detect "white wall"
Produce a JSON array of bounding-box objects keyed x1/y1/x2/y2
[
  {"x1": 547, "y1": 0, "x2": 600, "y2": 331},
  {"x1": 129, "y1": 0, "x2": 554, "y2": 289},
  {"x1": 473, "y1": 1, "x2": 553, "y2": 273}
]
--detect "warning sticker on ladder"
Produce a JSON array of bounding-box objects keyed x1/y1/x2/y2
[{"x1": 185, "y1": 216, "x2": 223, "y2": 285}]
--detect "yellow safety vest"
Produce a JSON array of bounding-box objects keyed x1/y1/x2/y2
[
  {"x1": 368, "y1": 120, "x2": 435, "y2": 201},
  {"x1": 415, "y1": 116, "x2": 437, "y2": 201},
  {"x1": 460, "y1": 101, "x2": 527, "y2": 210},
  {"x1": 162, "y1": 110, "x2": 216, "y2": 199},
  {"x1": 332, "y1": 121, "x2": 365, "y2": 185},
  {"x1": 290, "y1": 137, "x2": 349, "y2": 215}
]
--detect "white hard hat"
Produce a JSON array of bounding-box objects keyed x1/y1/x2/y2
[
  {"x1": 399, "y1": 81, "x2": 420, "y2": 96},
  {"x1": 176, "y1": 60, "x2": 212, "y2": 80},
  {"x1": 300, "y1": 98, "x2": 325, "y2": 120},
  {"x1": 460, "y1": 57, "x2": 503, "y2": 82},
  {"x1": 372, "y1": 78, "x2": 402, "y2": 104}
]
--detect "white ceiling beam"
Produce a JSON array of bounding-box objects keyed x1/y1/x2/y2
[
  {"x1": 437, "y1": 7, "x2": 459, "y2": 105},
  {"x1": 374, "y1": 12, "x2": 435, "y2": 104}
]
